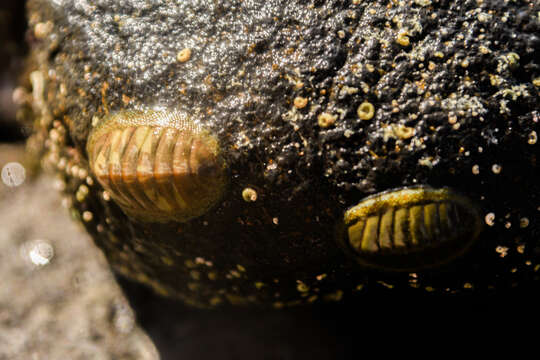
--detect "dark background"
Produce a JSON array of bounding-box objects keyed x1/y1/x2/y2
[
  {"x1": 0, "y1": 2, "x2": 27, "y2": 143},
  {"x1": 1, "y1": 2, "x2": 537, "y2": 358}
]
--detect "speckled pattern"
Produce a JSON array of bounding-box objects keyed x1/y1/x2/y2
[{"x1": 23, "y1": 0, "x2": 539, "y2": 307}]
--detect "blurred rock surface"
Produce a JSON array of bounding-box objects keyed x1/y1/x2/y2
[{"x1": 0, "y1": 144, "x2": 159, "y2": 360}]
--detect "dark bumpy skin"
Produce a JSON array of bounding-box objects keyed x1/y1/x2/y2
[{"x1": 25, "y1": 0, "x2": 539, "y2": 307}]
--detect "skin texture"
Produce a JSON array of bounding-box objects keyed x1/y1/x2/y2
[{"x1": 24, "y1": 0, "x2": 539, "y2": 307}]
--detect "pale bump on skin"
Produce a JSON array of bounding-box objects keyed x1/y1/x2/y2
[
  {"x1": 393, "y1": 124, "x2": 415, "y2": 139},
  {"x1": 357, "y1": 101, "x2": 375, "y2": 120},
  {"x1": 86, "y1": 109, "x2": 227, "y2": 223},
  {"x1": 176, "y1": 48, "x2": 192, "y2": 63},
  {"x1": 317, "y1": 112, "x2": 337, "y2": 128},
  {"x1": 241, "y1": 187, "x2": 257, "y2": 202},
  {"x1": 293, "y1": 96, "x2": 308, "y2": 109},
  {"x1": 396, "y1": 31, "x2": 410, "y2": 46}
]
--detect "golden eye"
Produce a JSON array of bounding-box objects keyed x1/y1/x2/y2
[
  {"x1": 86, "y1": 110, "x2": 227, "y2": 223},
  {"x1": 338, "y1": 186, "x2": 483, "y2": 271}
]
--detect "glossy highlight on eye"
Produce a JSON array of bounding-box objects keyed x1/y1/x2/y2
[{"x1": 86, "y1": 110, "x2": 227, "y2": 223}]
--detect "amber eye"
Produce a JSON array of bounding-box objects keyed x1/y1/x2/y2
[
  {"x1": 86, "y1": 110, "x2": 227, "y2": 223},
  {"x1": 338, "y1": 186, "x2": 483, "y2": 271}
]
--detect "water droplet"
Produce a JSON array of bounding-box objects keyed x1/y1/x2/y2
[
  {"x1": 1, "y1": 162, "x2": 26, "y2": 187},
  {"x1": 27, "y1": 240, "x2": 54, "y2": 266}
]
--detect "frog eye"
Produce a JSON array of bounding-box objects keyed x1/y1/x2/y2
[
  {"x1": 86, "y1": 110, "x2": 227, "y2": 223},
  {"x1": 338, "y1": 186, "x2": 483, "y2": 271}
]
